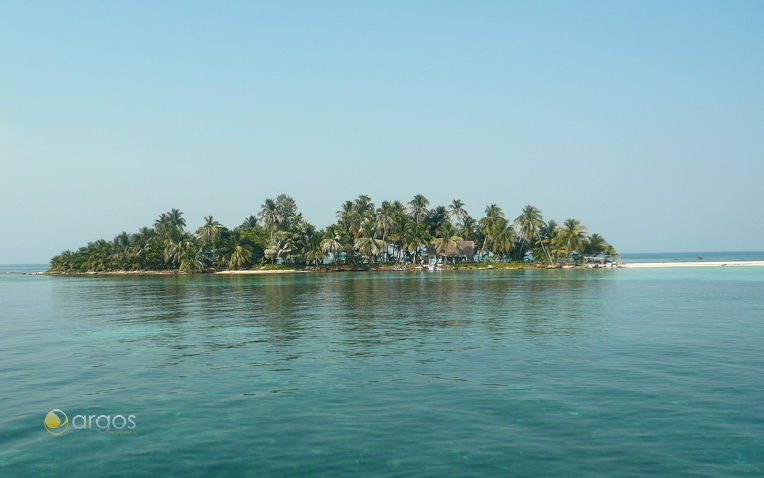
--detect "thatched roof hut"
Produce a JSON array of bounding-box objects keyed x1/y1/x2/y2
[{"x1": 426, "y1": 241, "x2": 475, "y2": 258}]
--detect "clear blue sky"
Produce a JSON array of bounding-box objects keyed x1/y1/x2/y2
[{"x1": 1, "y1": 1, "x2": 762, "y2": 263}]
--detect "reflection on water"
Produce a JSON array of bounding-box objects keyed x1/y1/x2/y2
[{"x1": 51, "y1": 271, "x2": 611, "y2": 365}]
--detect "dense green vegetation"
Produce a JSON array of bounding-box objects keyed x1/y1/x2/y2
[{"x1": 48, "y1": 194, "x2": 617, "y2": 273}]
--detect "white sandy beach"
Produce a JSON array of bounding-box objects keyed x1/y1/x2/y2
[{"x1": 623, "y1": 261, "x2": 764, "y2": 268}]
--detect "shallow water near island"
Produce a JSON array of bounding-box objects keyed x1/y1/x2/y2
[{"x1": 1, "y1": 266, "x2": 763, "y2": 477}]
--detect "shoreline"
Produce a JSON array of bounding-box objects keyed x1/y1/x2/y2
[{"x1": 36, "y1": 260, "x2": 764, "y2": 275}]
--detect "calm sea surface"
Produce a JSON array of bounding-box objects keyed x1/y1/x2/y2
[
  {"x1": 619, "y1": 251, "x2": 764, "y2": 263},
  {"x1": 1, "y1": 265, "x2": 763, "y2": 477}
]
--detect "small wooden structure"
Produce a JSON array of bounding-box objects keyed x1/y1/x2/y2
[
  {"x1": 425, "y1": 241, "x2": 475, "y2": 263},
  {"x1": 584, "y1": 255, "x2": 619, "y2": 266}
]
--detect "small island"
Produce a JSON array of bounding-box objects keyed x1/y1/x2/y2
[{"x1": 47, "y1": 194, "x2": 618, "y2": 274}]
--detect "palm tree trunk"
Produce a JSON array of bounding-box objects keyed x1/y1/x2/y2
[{"x1": 537, "y1": 232, "x2": 553, "y2": 264}]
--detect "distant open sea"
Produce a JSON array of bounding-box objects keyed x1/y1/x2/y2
[
  {"x1": 619, "y1": 250, "x2": 764, "y2": 263},
  {"x1": 1, "y1": 256, "x2": 763, "y2": 477}
]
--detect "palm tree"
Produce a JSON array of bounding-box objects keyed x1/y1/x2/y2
[
  {"x1": 110, "y1": 232, "x2": 131, "y2": 268},
  {"x1": 154, "y1": 209, "x2": 186, "y2": 255},
  {"x1": 163, "y1": 233, "x2": 198, "y2": 268},
  {"x1": 448, "y1": 199, "x2": 468, "y2": 227},
  {"x1": 219, "y1": 229, "x2": 254, "y2": 269},
  {"x1": 387, "y1": 213, "x2": 410, "y2": 263},
  {"x1": 376, "y1": 201, "x2": 398, "y2": 263},
  {"x1": 490, "y1": 218, "x2": 516, "y2": 262},
  {"x1": 603, "y1": 243, "x2": 619, "y2": 259},
  {"x1": 264, "y1": 231, "x2": 294, "y2": 264},
  {"x1": 50, "y1": 250, "x2": 75, "y2": 273},
  {"x1": 197, "y1": 216, "x2": 224, "y2": 247},
  {"x1": 259, "y1": 199, "x2": 282, "y2": 237},
  {"x1": 537, "y1": 220, "x2": 560, "y2": 263},
  {"x1": 303, "y1": 232, "x2": 326, "y2": 269},
  {"x1": 426, "y1": 205, "x2": 450, "y2": 235},
  {"x1": 515, "y1": 205, "x2": 553, "y2": 264},
  {"x1": 408, "y1": 194, "x2": 430, "y2": 224},
  {"x1": 113, "y1": 231, "x2": 130, "y2": 249},
  {"x1": 131, "y1": 227, "x2": 158, "y2": 270},
  {"x1": 557, "y1": 219, "x2": 588, "y2": 263},
  {"x1": 375, "y1": 201, "x2": 396, "y2": 242},
  {"x1": 539, "y1": 220, "x2": 558, "y2": 245},
  {"x1": 179, "y1": 254, "x2": 206, "y2": 273},
  {"x1": 345, "y1": 210, "x2": 365, "y2": 240},
  {"x1": 478, "y1": 204, "x2": 504, "y2": 260},
  {"x1": 239, "y1": 215, "x2": 258, "y2": 229},
  {"x1": 336, "y1": 200, "x2": 354, "y2": 224},
  {"x1": 353, "y1": 195, "x2": 375, "y2": 218},
  {"x1": 584, "y1": 233, "x2": 617, "y2": 259},
  {"x1": 320, "y1": 233, "x2": 343, "y2": 266},
  {"x1": 458, "y1": 216, "x2": 478, "y2": 242},
  {"x1": 404, "y1": 222, "x2": 431, "y2": 264},
  {"x1": 432, "y1": 223, "x2": 462, "y2": 263},
  {"x1": 133, "y1": 226, "x2": 156, "y2": 245},
  {"x1": 275, "y1": 194, "x2": 302, "y2": 229},
  {"x1": 155, "y1": 209, "x2": 185, "y2": 233},
  {"x1": 84, "y1": 240, "x2": 114, "y2": 271},
  {"x1": 354, "y1": 222, "x2": 385, "y2": 266},
  {"x1": 390, "y1": 200, "x2": 406, "y2": 216},
  {"x1": 179, "y1": 237, "x2": 208, "y2": 272}
]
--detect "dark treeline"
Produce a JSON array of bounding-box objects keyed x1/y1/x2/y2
[{"x1": 48, "y1": 194, "x2": 617, "y2": 273}]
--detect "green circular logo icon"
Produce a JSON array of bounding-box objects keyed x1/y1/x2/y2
[{"x1": 44, "y1": 410, "x2": 69, "y2": 435}]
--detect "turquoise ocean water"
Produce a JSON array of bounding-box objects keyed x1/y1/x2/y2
[
  {"x1": 1, "y1": 264, "x2": 763, "y2": 476},
  {"x1": 619, "y1": 251, "x2": 764, "y2": 263}
]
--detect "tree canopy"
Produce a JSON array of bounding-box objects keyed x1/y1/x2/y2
[{"x1": 49, "y1": 196, "x2": 617, "y2": 273}]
